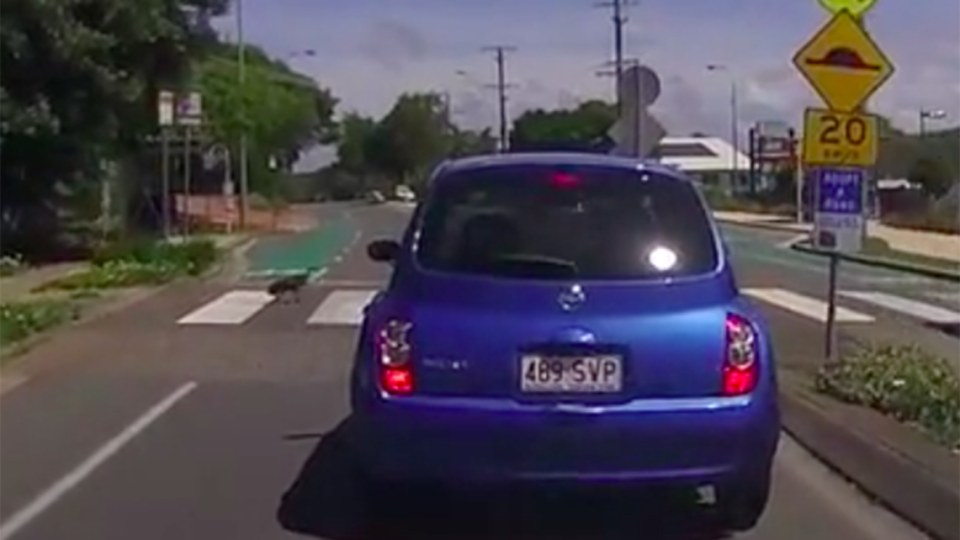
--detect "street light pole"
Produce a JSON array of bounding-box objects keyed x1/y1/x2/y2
[
  {"x1": 236, "y1": 0, "x2": 249, "y2": 229},
  {"x1": 707, "y1": 64, "x2": 741, "y2": 191},
  {"x1": 919, "y1": 109, "x2": 946, "y2": 139}
]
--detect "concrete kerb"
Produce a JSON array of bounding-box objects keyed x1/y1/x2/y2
[
  {"x1": 713, "y1": 216, "x2": 810, "y2": 235},
  {"x1": 779, "y1": 370, "x2": 960, "y2": 540},
  {"x1": 790, "y1": 241, "x2": 960, "y2": 283}
]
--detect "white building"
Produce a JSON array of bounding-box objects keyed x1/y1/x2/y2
[{"x1": 652, "y1": 136, "x2": 751, "y2": 193}]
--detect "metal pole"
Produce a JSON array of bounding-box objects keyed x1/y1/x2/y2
[
  {"x1": 160, "y1": 129, "x2": 171, "y2": 238},
  {"x1": 730, "y1": 79, "x2": 740, "y2": 189},
  {"x1": 223, "y1": 150, "x2": 234, "y2": 235},
  {"x1": 919, "y1": 112, "x2": 926, "y2": 139},
  {"x1": 633, "y1": 63, "x2": 643, "y2": 158},
  {"x1": 792, "y1": 128, "x2": 804, "y2": 223},
  {"x1": 183, "y1": 126, "x2": 192, "y2": 235},
  {"x1": 824, "y1": 254, "x2": 839, "y2": 362},
  {"x1": 237, "y1": 0, "x2": 249, "y2": 229},
  {"x1": 496, "y1": 48, "x2": 508, "y2": 151},
  {"x1": 613, "y1": 0, "x2": 624, "y2": 116}
]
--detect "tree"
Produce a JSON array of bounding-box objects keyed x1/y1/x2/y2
[
  {"x1": 1, "y1": 0, "x2": 228, "y2": 259},
  {"x1": 450, "y1": 127, "x2": 498, "y2": 157},
  {"x1": 908, "y1": 157, "x2": 953, "y2": 198},
  {"x1": 195, "y1": 43, "x2": 338, "y2": 196},
  {"x1": 509, "y1": 100, "x2": 616, "y2": 151},
  {"x1": 336, "y1": 113, "x2": 379, "y2": 176},
  {"x1": 368, "y1": 92, "x2": 451, "y2": 189}
]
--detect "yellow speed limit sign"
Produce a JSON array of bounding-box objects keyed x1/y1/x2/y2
[{"x1": 802, "y1": 108, "x2": 878, "y2": 167}]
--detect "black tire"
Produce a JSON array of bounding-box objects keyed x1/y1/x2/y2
[{"x1": 715, "y1": 473, "x2": 771, "y2": 533}]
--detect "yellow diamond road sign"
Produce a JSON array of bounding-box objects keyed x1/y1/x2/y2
[
  {"x1": 817, "y1": 0, "x2": 877, "y2": 17},
  {"x1": 792, "y1": 9, "x2": 894, "y2": 112}
]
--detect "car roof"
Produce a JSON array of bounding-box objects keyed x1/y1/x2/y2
[{"x1": 435, "y1": 152, "x2": 688, "y2": 182}]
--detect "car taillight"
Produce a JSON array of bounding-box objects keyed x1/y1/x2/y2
[
  {"x1": 722, "y1": 313, "x2": 758, "y2": 396},
  {"x1": 377, "y1": 319, "x2": 414, "y2": 394}
]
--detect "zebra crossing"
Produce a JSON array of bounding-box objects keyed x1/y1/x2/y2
[
  {"x1": 174, "y1": 285, "x2": 960, "y2": 329},
  {"x1": 743, "y1": 287, "x2": 959, "y2": 325},
  {"x1": 176, "y1": 288, "x2": 379, "y2": 327}
]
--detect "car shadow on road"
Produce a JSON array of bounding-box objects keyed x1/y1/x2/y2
[{"x1": 277, "y1": 418, "x2": 731, "y2": 540}]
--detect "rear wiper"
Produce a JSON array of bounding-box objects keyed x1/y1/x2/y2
[{"x1": 487, "y1": 253, "x2": 579, "y2": 278}]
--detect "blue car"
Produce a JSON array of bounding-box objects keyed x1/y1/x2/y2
[{"x1": 349, "y1": 152, "x2": 780, "y2": 532}]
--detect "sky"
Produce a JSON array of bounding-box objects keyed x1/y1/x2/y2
[{"x1": 213, "y1": 0, "x2": 960, "y2": 169}]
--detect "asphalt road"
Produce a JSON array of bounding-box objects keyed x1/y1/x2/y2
[{"x1": 0, "y1": 203, "x2": 935, "y2": 540}]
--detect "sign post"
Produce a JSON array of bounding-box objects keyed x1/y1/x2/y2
[
  {"x1": 157, "y1": 90, "x2": 176, "y2": 238},
  {"x1": 814, "y1": 168, "x2": 866, "y2": 358},
  {"x1": 792, "y1": 0, "x2": 892, "y2": 362},
  {"x1": 608, "y1": 64, "x2": 665, "y2": 158}
]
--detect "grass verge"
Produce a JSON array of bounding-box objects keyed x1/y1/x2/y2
[{"x1": 816, "y1": 343, "x2": 960, "y2": 450}]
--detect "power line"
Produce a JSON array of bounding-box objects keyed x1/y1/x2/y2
[
  {"x1": 594, "y1": 0, "x2": 637, "y2": 115},
  {"x1": 482, "y1": 45, "x2": 517, "y2": 152}
]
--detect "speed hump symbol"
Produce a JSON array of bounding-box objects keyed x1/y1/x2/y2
[{"x1": 802, "y1": 107, "x2": 878, "y2": 167}]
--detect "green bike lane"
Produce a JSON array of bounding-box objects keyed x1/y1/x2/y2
[{"x1": 244, "y1": 211, "x2": 359, "y2": 280}]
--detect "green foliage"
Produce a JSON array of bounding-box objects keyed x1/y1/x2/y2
[
  {"x1": 197, "y1": 46, "x2": 338, "y2": 168},
  {"x1": 509, "y1": 100, "x2": 616, "y2": 150},
  {"x1": 329, "y1": 92, "x2": 497, "y2": 195},
  {"x1": 817, "y1": 344, "x2": 960, "y2": 448},
  {"x1": 0, "y1": 300, "x2": 81, "y2": 348},
  {"x1": 1, "y1": 0, "x2": 228, "y2": 259},
  {"x1": 43, "y1": 238, "x2": 220, "y2": 290},
  {"x1": 0, "y1": 255, "x2": 25, "y2": 277},
  {"x1": 907, "y1": 156, "x2": 953, "y2": 198},
  {"x1": 1, "y1": 0, "x2": 337, "y2": 258}
]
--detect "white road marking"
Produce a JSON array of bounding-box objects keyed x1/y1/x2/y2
[
  {"x1": 743, "y1": 287, "x2": 875, "y2": 323},
  {"x1": 777, "y1": 233, "x2": 810, "y2": 248},
  {"x1": 840, "y1": 291, "x2": 960, "y2": 324},
  {"x1": 0, "y1": 382, "x2": 197, "y2": 540},
  {"x1": 0, "y1": 373, "x2": 29, "y2": 396},
  {"x1": 176, "y1": 290, "x2": 274, "y2": 325},
  {"x1": 307, "y1": 289, "x2": 379, "y2": 325}
]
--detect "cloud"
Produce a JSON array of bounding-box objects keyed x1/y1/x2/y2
[
  {"x1": 356, "y1": 19, "x2": 430, "y2": 71},
  {"x1": 218, "y1": 0, "x2": 960, "y2": 144}
]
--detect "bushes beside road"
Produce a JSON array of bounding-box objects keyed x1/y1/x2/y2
[
  {"x1": 816, "y1": 343, "x2": 960, "y2": 449},
  {"x1": 39, "y1": 238, "x2": 220, "y2": 291},
  {"x1": 700, "y1": 187, "x2": 796, "y2": 217},
  {"x1": 0, "y1": 300, "x2": 81, "y2": 352}
]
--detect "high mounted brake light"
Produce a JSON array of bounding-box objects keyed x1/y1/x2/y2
[
  {"x1": 377, "y1": 319, "x2": 414, "y2": 394},
  {"x1": 721, "y1": 313, "x2": 758, "y2": 396},
  {"x1": 551, "y1": 172, "x2": 580, "y2": 188}
]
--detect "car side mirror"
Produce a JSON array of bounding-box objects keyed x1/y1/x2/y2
[{"x1": 367, "y1": 239, "x2": 400, "y2": 263}]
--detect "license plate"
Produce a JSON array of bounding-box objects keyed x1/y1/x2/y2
[{"x1": 520, "y1": 355, "x2": 622, "y2": 393}]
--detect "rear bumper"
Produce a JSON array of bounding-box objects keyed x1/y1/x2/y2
[{"x1": 348, "y1": 392, "x2": 780, "y2": 488}]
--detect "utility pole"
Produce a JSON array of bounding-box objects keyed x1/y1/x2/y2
[
  {"x1": 482, "y1": 45, "x2": 516, "y2": 152},
  {"x1": 595, "y1": 0, "x2": 636, "y2": 115},
  {"x1": 236, "y1": 0, "x2": 249, "y2": 229}
]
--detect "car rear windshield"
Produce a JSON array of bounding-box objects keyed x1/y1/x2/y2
[{"x1": 415, "y1": 164, "x2": 720, "y2": 280}]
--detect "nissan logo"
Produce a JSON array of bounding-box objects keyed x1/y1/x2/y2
[{"x1": 558, "y1": 284, "x2": 585, "y2": 312}]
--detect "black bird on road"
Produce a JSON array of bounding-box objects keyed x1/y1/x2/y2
[{"x1": 267, "y1": 268, "x2": 318, "y2": 303}]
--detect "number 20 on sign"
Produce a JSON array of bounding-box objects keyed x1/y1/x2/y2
[{"x1": 802, "y1": 107, "x2": 878, "y2": 167}]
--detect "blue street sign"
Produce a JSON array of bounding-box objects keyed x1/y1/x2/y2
[
  {"x1": 814, "y1": 167, "x2": 866, "y2": 253},
  {"x1": 816, "y1": 168, "x2": 864, "y2": 215}
]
